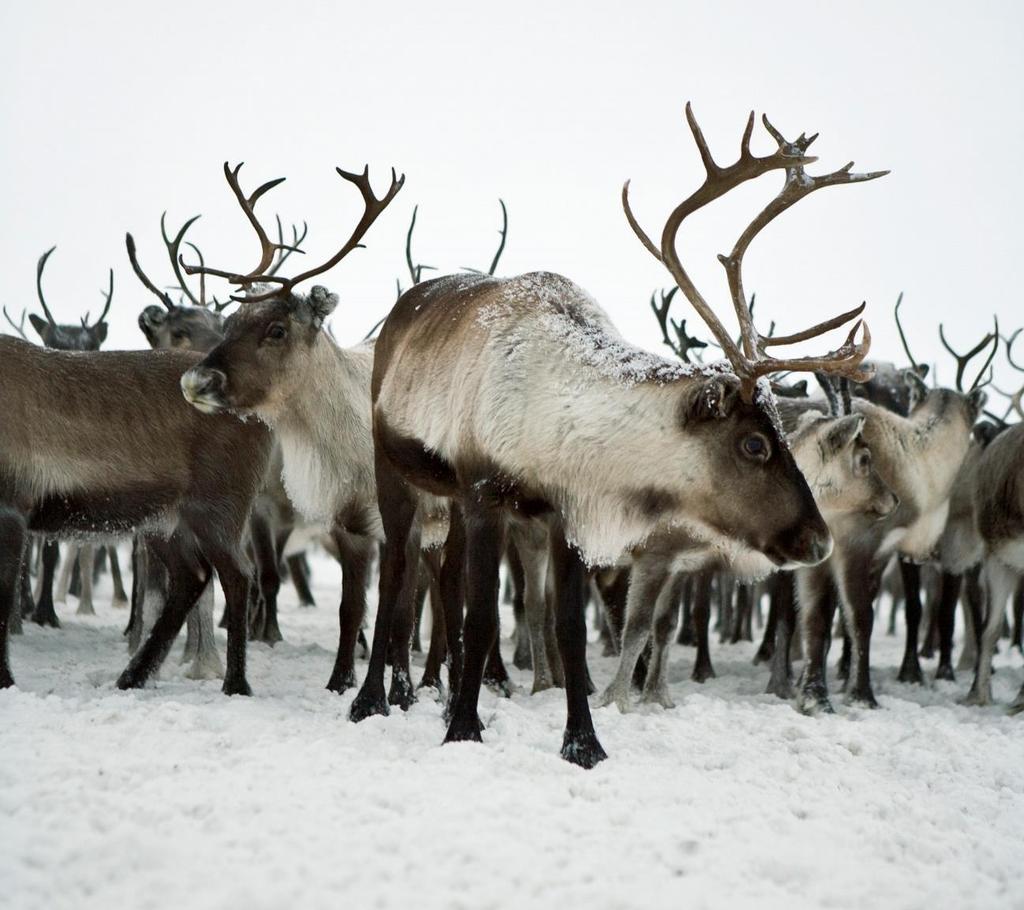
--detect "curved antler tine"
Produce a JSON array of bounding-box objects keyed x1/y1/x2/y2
[
  {"x1": 739, "y1": 111, "x2": 755, "y2": 158},
  {"x1": 622, "y1": 181, "x2": 662, "y2": 262},
  {"x1": 761, "y1": 302, "x2": 867, "y2": 349},
  {"x1": 761, "y1": 113, "x2": 786, "y2": 147},
  {"x1": 161, "y1": 211, "x2": 203, "y2": 306},
  {"x1": 487, "y1": 199, "x2": 509, "y2": 276},
  {"x1": 220, "y1": 161, "x2": 289, "y2": 278},
  {"x1": 970, "y1": 316, "x2": 1000, "y2": 391},
  {"x1": 184, "y1": 242, "x2": 208, "y2": 306},
  {"x1": 93, "y1": 268, "x2": 114, "y2": 325},
  {"x1": 126, "y1": 233, "x2": 175, "y2": 311},
  {"x1": 685, "y1": 102, "x2": 719, "y2": 175},
  {"x1": 36, "y1": 246, "x2": 58, "y2": 326},
  {"x1": 893, "y1": 291, "x2": 923, "y2": 372},
  {"x1": 1005, "y1": 328, "x2": 1024, "y2": 373}
]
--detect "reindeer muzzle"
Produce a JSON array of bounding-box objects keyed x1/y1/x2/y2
[{"x1": 181, "y1": 367, "x2": 228, "y2": 414}]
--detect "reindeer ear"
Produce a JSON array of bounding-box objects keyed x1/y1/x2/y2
[
  {"x1": 28, "y1": 314, "x2": 49, "y2": 341},
  {"x1": 824, "y1": 414, "x2": 866, "y2": 454},
  {"x1": 914, "y1": 363, "x2": 930, "y2": 379},
  {"x1": 305, "y1": 285, "x2": 338, "y2": 328},
  {"x1": 93, "y1": 323, "x2": 108, "y2": 344},
  {"x1": 904, "y1": 369, "x2": 929, "y2": 409},
  {"x1": 685, "y1": 377, "x2": 738, "y2": 422},
  {"x1": 966, "y1": 388, "x2": 987, "y2": 421}
]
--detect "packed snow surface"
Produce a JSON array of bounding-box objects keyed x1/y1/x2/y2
[{"x1": 2, "y1": 555, "x2": 1023, "y2": 910}]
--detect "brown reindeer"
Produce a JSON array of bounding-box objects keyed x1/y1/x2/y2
[
  {"x1": 360, "y1": 103, "x2": 877, "y2": 767},
  {"x1": 0, "y1": 337, "x2": 272, "y2": 695}
]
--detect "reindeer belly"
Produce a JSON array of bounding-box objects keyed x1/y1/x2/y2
[{"x1": 29, "y1": 487, "x2": 178, "y2": 539}]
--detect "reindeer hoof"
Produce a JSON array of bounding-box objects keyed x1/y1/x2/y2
[
  {"x1": 388, "y1": 669, "x2": 416, "y2": 711},
  {"x1": 349, "y1": 686, "x2": 389, "y2": 722},
  {"x1": 765, "y1": 676, "x2": 795, "y2": 700},
  {"x1": 640, "y1": 686, "x2": 676, "y2": 710},
  {"x1": 959, "y1": 687, "x2": 992, "y2": 708},
  {"x1": 897, "y1": 660, "x2": 925, "y2": 685},
  {"x1": 934, "y1": 663, "x2": 956, "y2": 682},
  {"x1": 846, "y1": 688, "x2": 879, "y2": 709},
  {"x1": 561, "y1": 729, "x2": 607, "y2": 769},
  {"x1": 444, "y1": 712, "x2": 485, "y2": 744},
  {"x1": 116, "y1": 666, "x2": 148, "y2": 690},
  {"x1": 598, "y1": 685, "x2": 632, "y2": 713},
  {"x1": 0, "y1": 669, "x2": 15, "y2": 689},
  {"x1": 326, "y1": 668, "x2": 357, "y2": 694},
  {"x1": 185, "y1": 655, "x2": 224, "y2": 681},
  {"x1": 691, "y1": 663, "x2": 716, "y2": 684},
  {"x1": 797, "y1": 687, "x2": 835, "y2": 716},
  {"x1": 222, "y1": 676, "x2": 252, "y2": 697},
  {"x1": 484, "y1": 675, "x2": 516, "y2": 698}
]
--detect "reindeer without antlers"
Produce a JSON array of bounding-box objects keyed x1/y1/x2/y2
[{"x1": 356, "y1": 103, "x2": 878, "y2": 767}]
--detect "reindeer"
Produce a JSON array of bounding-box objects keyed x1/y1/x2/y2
[
  {"x1": 176, "y1": 161, "x2": 450, "y2": 700},
  {"x1": 0, "y1": 334, "x2": 272, "y2": 695},
  {"x1": 4, "y1": 247, "x2": 119, "y2": 626},
  {"x1": 356, "y1": 104, "x2": 877, "y2": 767}
]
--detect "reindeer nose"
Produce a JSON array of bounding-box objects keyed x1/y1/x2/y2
[{"x1": 181, "y1": 367, "x2": 227, "y2": 406}]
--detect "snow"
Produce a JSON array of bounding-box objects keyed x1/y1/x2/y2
[{"x1": 3, "y1": 557, "x2": 1023, "y2": 910}]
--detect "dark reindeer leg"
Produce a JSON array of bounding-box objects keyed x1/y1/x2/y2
[
  {"x1": 753, "y1": 578, "x2": 778, "y2": 665},
  {"x1": 207, "y1": 546, "x2": 255, "y2": 697},
  {"x1": 691, "y1": 569, "x2": 716, "y2": 683},
  {"x1": 838, "y1": 554, "x2": 882, "y2": 708},
  {"x1": 31, "y1": 539, "x2": 61, "y2": 628},
  {"x1": 0, "y1": 508, "x2": 28, "y2": 688},
  {"x1": 411, "y1": 565, "x2": 428, "y2": 655},
  {"x1": 350, "y1": 455, "x2": 419, "y2": 723},
  {"x1": 935, "y1": 571, "x2": 961, "y2": 681},
  {"x1": 897, "y1": 559, "x2": 925, "y2": 684},
  {"x1": 444, "y1": 498, "x2": 504, "y2": 744},
  {"x1": 550, "y1": 525, "x2": 606, "y2": 768},
  {"x1": 507, "y1": 540, "x2": 531, "y2": 670},
  {"x1": 730, "y1": 582, "x2": 752, "y2": 643},
  {"x1": 326, "y1": 529, "x2": 372, "y2": 694},
  {"x1": 116, "y1": 534, "x2": 209, "y2": 690},
  {"x1": 766, "y1": 572, "x2": 796, "y2": 698},
  {"x1": 483, "y1": 632, "x2": 514, "y2": 697},
  {"x1": 287, "y1": 554, "x2": 316, "y2": 608},
  {"x1": 108, "y1": 546, "x2": 129, "y2": 608},
  {"x1": 677, "y1": 579, "x2": 694, "y2": 645},
  {"x1": 440, "y1": 503, "x2": 466, "y2": 717},
  {"x1": 958, "y1": 565, "x2": 983, "y2": 672},
  {"x1": 1012, "y1": 581, "x2": 1024, "y2": 653},
  {"x1": 419, "y1": 551, "x2": 447, "y2": 695},
  {"x1": 250, "y1": 511, "x2": 283, "y2": 645},
  {"x1": 797, "y1": 565, "x2": 837, "y2": 714},
  {"x1": 12, "y1": 560, "x2": 30, "y2": 636}
]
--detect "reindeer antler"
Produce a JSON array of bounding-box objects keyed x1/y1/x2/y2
[
  {"x1": 182, "y1": 162, "x2": 404, "y2": 304},
  {"x1": 623, "y1": 103, "x2": 886, "y2": 400},
  {"x1": 649, "y1": 286, "x2": 707, "y2": 363},
  {"x1": 36, "y1": 246, "x2": 59, "y2": 326},
  {"x1": 82, "y1": 269, "x2": 113, "y2": 328},
  {"x1": 938, "y1": 317, "x2": 999, "y2": 392},
  {"x1": 266, "y1": 215, "x2": 309, "y2": 277},
  {"x1": 3, "y1": 306, "x2": 29, "y2": 340}
]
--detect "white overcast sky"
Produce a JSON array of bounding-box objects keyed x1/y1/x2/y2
[{"x1": 2, "y1": 1, "x2": 1022, "y2": 392}]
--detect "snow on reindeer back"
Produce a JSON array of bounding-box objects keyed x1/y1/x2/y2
[{"x1": 480, "y1": 271, "x2": 732, "y2": 386}]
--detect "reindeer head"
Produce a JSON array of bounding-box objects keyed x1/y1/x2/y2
[
  {"x1": 178, "y1": 161, "x2": 402, "y2": 419},
  {"x1": 623, "y1": 103, "x2": 887, "y2": 566},
  {"x1": 16, "y1": 247, "x2": 113, "y2": 351}
]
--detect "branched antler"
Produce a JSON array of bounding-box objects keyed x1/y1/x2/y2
[
  {"x1": 182, "y1": 163, "x2": 404, "y2": 304},
  {"x1": 266, "y1": 215, "x2": 309, "y2": 277},
  {"x1": 3, "y1": 306, "x2": 28, "y2": 340},
  {"x1": 938, "y1": 317, "x2": 999, "y2": 392},
  {"x1": 623, "y1": 102, "x2": 886, "y2": 399},
  {"x1": 36, "y1": 247, "x2": 59, "y2": 326},
  {"x1": 649, "y1": 286, "x2": 707, "y2": 363}
]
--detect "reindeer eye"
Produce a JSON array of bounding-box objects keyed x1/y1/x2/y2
[
  {"x1": 741, "y1": 433, "x2": 770, "y2": 461},
  {"x1": 265, "y1": 323, "x2": 287, "y2": 342},
  {"x1": 856, "y1": 450, "x2": 872, "y2": 474}
]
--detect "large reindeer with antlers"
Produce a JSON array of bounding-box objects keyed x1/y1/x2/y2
[
  {"x1": 358, "y1": 103, "x2": 875, "y2": 767},
  {"x1": 178, "y1": 161, "x2": 453, "y2": 700}
]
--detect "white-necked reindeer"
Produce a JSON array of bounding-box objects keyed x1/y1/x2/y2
[
  {"x1": 358, "y1": 103, "x2": 876, "y2": 767},
  {"x1": 178, "y1": 162, "x2": 450, "y2": 701}
]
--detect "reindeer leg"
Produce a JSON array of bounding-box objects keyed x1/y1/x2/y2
[
  {"x1": 251, "y1": 512, "x2": 283, "y2": 645},
  {"x1": 326, "y1": 530, "x2": 371, "y2": 694},
  {"x1": 963, "y1": 560, "x2": 1016, "y2": 707},
  {"x1": 351, "y1": 456, "x2": 418, "y2": 722},
  {"x1": 31, "y1": 540, "x2": 61, "y2": 628},
  {"x1": 935, "y1": 571, "x2": 961, "y2": 681},
  {"x1": 1012, "y1": 581, "x2": 1024, "y2": 653},
  {"x1": 507, "y1": 540, "x2": 531, "y2": 670},
  {"x1": 766, "y1": 572, "x2": 796, "y2": 699},
  {"x1": 691, "y1": 569, "x2": 716, "y2": 683},
  {"x1": 838, "y1": 555, "x2": 881, "y2": 708},
  {"x1": 443, "y1": 499, "x2": 504, "y2": 744},
  {"x1": 288, "y1": 554, "x2": 316, "y2": 608},
  {"x1": 550, "y1": 524, "x2": 605, "y2": 768},
  {"x1": 897, "y1": 558, "x2": 925, "y2": 684},
  {"x1": 117, "y1": 535, "x2": 208, "y2": 690},
  {"x1": 641, "y1": 573, "x2": 685, "y2": 709},
  {"x1": 958, "y1": 566, "x2": 983, "y2": 671},
  {"x1": 0, "y1": 509, "x2": 28, "y2": 688},
  {"x1": 76, "y1": 545, "x2": 96, "y2": 615},
  {"x1": 440, "y1": 504, "x2": 466, "y2": 719},
  {"x1": 600, "y1": 558, "x2": 668, "y2": 712},
  {"x1": 753, "y1": 578, "x2": 778, "y2": 666},
  {"x1": 797, "y1": 565, "x2": 837, "y2": 714},
  {"x1": 184, "y1": 580, "x2": 223, "y2": 680},
  {"x1": 418, "y1": 552, "x2": 447, "y2": 697}
]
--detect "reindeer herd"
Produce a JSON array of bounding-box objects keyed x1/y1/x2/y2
[{"x1": 2, "y1": 104, "x2": 1022, "y2": 769}]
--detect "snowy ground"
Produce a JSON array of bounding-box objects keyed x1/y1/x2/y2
[{"x1": 2, "y1": 554, "x2": 1023, "y2": 910}]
